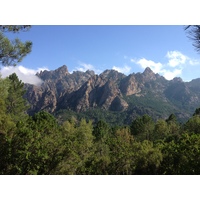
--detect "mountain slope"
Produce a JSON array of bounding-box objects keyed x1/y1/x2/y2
[{"x1": 24, "y1": 65, "x2": 200, "y2": 124}]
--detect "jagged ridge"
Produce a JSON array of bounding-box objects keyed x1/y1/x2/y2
[{"x1": 24, "y1": 65, "x2": 200, "y2": 123}]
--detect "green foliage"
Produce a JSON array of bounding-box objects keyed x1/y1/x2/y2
[
  {"x1": 130, "y1": 114, "x2": 155, "y2": 141},
  {"x1": 124, "y1": 92, "x2": 178, "y2": 120},
  {"x1": 6, "y1": 73, "x2": 29, "y2": 121},
  {"x1": 0, "y1": 112, "x2": 65, "y2": 175},
  {"x1": 0, "y1": 76, "x2": 10, "y2": 112},
  {"x1": 56, "y1": 118, "x2": 94, "y2": 174},
  {"x1": 85, "y1": 141, "x2": 111, "y2": 174},
  {"x1": 0, "y1": 76, "x2": 15, "y2": 133},
  {"x1": 83, "y1": 120, "x2": 111, "y2": 174},
  {"x1": 185, "y1": 25, "x2": 200, "y2": 53},
  {"x1": 153, "y1": 119, "x2": 170, "y2": 140},
  {"x1": 165, "y1": 113, "x2": 181, "y2": 136},
  {"x1": 0, "y1": 25, "x2": 32, "y2": 66},
  {"x1": 108, "y1": 127, "x2": 135, "y2": 174},
  {"x1": 159, "y1": 133, "x2": 200, "y2": 174},
  {"x1": 30, "y1": 111, "x2": 59, "y2": 134},
  {"x1": 93, "y1": 120, "x2": 110, "y2": 141},
  {"x1": 184, "y1": 115, "x2": 200, "y2": 134},
  {"x1": 0, "y1": 25, "x2": 31, "y2": 33},
  {"x1": 193, "y1": 107, "x2": 200, "y2": 116},
  {"x1": 133, "y1": 140, "x2": 163, "y2": 174},
  {"x1": 108, "y1": 128, "x2": 162, "y2": 175},
  {"x1": 1, "y1": 74, "x2": 200, "y2": 174},
  {"x1": 55, "y1": 108, "x2": 129, "y2": 126}
]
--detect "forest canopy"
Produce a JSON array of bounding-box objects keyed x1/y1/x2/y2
[{"x1": 0, "y1": 72, "x2": 200, "y2": 174}]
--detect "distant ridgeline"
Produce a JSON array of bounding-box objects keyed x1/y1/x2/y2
[{"x1": 24, "y1": 65, "x2": 200, "y2": 125}]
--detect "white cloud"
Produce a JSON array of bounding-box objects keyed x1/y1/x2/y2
[
  {"x1": 166, "y1": 51, "x2": 187, "y2": 67},
  {"x1": 74, "y1": 62, "x2": 102, "y2": 74},
  {"x1": 131, "y1": 56, "x2": 183, "y2": 80},
  {"x1": 112, "y1": 65, "x2": 131, "y2": 74},
  {"x1": 162, "y1": 69, "x2": 182, "y2": 80},
  {"x1": 135, "y1": 58, "x2": 163, "y2": 73},
  {"x1": 131, "y1": 50, "x2": 200, "y2": 80},
  {"x1": 0, "y1": 66, "x2": 49, "y2": 86},
  {"x1": 77, "y1": 62, "x2": 95, "y2": 72}
]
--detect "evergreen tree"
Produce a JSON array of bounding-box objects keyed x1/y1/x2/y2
[
  {"x1": 133, "y1": 140, "x2": 163, "y2": 175},
  {"x1": 0, "y1": 25, "x2": 32, "y2": 66},
  {"x1": 185, "y1": 25, "x2": 200, "y2": 54},
  {"x1": 0, "y1": 111, "x2": 65, "y2": 175},
  {"x1": 159, "y1": 133, "x2": 200, "y2": 175},
  {"x1": 85, "y1": 120, "x2": 111, "y2": 174},
  {"x1": 93, "y1": 120, "x2": 110, "y2": 142},
  {"x1": 0, "y1": 76, "x2": 15, "y2": 133},
  {"x1": 57, "y1": 119, "x2": 94, "y2": 174},
  {"x1": 130, "y1": 114, "x2": 155, "y2": 141},
  {"x1": 153, "y1": 119, "x2": 169, "y2": 140},
  {"x1": 6, "y1": 73, "x2": 28, "y2": 121},
  {"x1": 184, "y1": 115, "x2": 200, "y2": 134},
  {"x1": 108, "y1": 127, "x2": 135, "y2": 175},
  {"x1": 165, "y1": 113, "x2": 180, "y2": 136},
  {"x1": 193, "y1": 107, "x2": 200, "y2": 116}
]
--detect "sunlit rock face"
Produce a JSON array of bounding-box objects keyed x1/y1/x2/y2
[{"x1": 24, "y1": 65, "x2": 200, "y2": 122}]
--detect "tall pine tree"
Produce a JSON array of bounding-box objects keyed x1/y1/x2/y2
[{"x1": 6, "y1": 73, "x2": 29, "y2": 122}]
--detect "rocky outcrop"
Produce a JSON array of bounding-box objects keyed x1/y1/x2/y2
[
  {"x1": 24, "y1": 65, "x2": 200, "y2": 122},
  {"x1": 120, "y1": 74, "x2": 141, "y2": 96},
  {"x1": 110, "y1": 96, "x2": 129, "y2": 111}
]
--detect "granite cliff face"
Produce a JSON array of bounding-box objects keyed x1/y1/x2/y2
[{"x1": 24, "y1": 65, "x2": 200, "y2": 122}]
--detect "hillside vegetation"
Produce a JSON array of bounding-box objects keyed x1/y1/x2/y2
[{"x1": 1, "y1": 73, "x2": 200, "y2": 174}]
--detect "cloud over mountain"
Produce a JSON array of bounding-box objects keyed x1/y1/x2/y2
[
  {"x1": 0, "y1": 66, "x2": 49, "y2": 86},
  {"x1": 166, "y1": 51, "x2": 187, "y2": 67},
  {"x1": 112, "y1": 65, "x2": 131, "y2": 74},
  {"x1": 74, "y1": 62, "x2": 102, "y2": 74},
  {"x1": 131, "y1": 51, "x2": 200, "y2": 80}
]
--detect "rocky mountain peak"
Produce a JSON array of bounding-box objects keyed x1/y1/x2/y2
[
  {"x1": 171, "y1": 77, "x2": 183, "y2": 83},
  {"x1": 143, "y1": 67, "x2": 155, "y2": 76},
  {"x1": 36, "y1": 65, "x2": 69, "y2": 81},
  {"x1": 24, "y1": 65, "x2": 200, "y2": 123},
  {"x1": 142, "y1": 67, "x2": 157, "y2": 81},
  {"x1": 85, "y1": 70, "x2": 95, "y2": 76},
  {"x1": 100, "y1": 69, "x2": 126, "y2": 82},
  {"x1": 55, "y1": 65, "x2": 69, "y2": 75}
]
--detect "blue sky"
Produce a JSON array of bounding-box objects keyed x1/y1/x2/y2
[{"x1": 1, "y1": 25, "x2": 200, "y2": 84}]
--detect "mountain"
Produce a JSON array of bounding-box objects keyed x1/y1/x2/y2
[{"x1": 24, "y1": 65, "x2": 200, "y2": 125}]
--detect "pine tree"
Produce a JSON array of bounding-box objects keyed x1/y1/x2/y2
[
  {"x1": 0, "y1": 25, "x2": 32, "y2": 66},
  {"x1": 0, "y1": 76, "x2": 15, "y2": 133},
  {"x1": 130, "y1": 114, "x2": 155, "y2": 141},
  {"x1": 6, "y1": 73, "x2": 29, "y2": 122}
]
